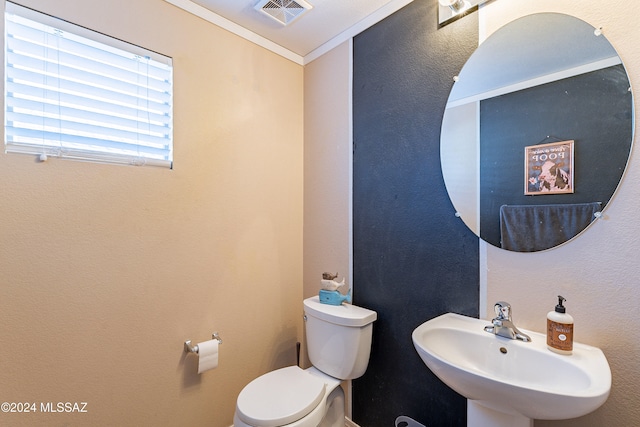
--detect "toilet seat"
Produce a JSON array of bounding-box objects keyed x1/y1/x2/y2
[{"x1": 235, "y1": 366, "x2": 326, "y2": 427}]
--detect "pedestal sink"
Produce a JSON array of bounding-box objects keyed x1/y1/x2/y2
[{"x1": 412, "y1": 313, "x2": 611, "y2": 427}]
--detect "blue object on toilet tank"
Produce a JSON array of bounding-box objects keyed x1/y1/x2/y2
[{"x1": 319, "y1": 289, "x2": 352, "y2": 305}]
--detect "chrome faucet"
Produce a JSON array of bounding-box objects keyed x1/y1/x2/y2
[{"x1": 484, "y1": 301, "x2": 531, "y2": 342}]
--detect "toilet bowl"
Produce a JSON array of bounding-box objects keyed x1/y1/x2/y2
[
  {"x1": 233, "y1": 366, "x2": 343, "y2": 427},
  {"x1": 233, "y1": 296, "x2": 377, "y2": 427}
]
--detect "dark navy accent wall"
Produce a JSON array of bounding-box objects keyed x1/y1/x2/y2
[{"x1": 352, "y1": 1, "x2": 479, "y2": 426}]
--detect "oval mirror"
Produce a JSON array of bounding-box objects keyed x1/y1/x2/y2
[{"x1": 441, "y1": 13, "x2": 634, "y2": 252}]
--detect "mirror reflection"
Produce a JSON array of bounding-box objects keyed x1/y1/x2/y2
[{"x1": 441, "y1": 13, "x2": 634, "y2": 252}]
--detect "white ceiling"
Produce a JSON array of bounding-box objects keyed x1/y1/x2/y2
[{"x1": 164, "y1": 0, "x2": 414, "y2": 64}]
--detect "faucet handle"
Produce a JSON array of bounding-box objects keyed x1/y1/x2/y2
[{"x1": 494, "y1": 301, "x2": 512, "y2": 320}]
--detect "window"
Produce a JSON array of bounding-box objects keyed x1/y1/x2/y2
[{"x1": 4, "y1": 2, "x2": 173, "y2": 168}]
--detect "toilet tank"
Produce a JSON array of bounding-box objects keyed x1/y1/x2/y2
[{"x1": 303, "y1": 296, "x2": 377, "y2": 380}]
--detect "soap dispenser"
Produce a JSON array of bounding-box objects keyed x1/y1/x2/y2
[{"x1": 547, "y1": 295, "x2": 574, "y2": 355}]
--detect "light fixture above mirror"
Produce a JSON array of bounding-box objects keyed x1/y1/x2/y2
[{"x1": 438, "y1": 0, "x2": 492, "y2": 28}]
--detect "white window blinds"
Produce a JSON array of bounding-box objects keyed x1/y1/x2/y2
[{"x1": 4, "y1": 2, "x2": 173, "y2": 168}]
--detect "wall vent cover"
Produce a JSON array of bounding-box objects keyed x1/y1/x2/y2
[{"x1": 255, "y1": 0, "x2": 313, "y2": 26}]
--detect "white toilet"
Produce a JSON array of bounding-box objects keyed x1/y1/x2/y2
[{"x1": 233, "y1": 296, "x2": 377, "y2": 427}]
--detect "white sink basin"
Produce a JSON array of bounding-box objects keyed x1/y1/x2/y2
[{"x1": 412, "y1": 313, "x2": 611, "y2": 421}]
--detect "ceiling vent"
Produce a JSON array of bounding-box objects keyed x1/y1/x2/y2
[{"x1": 255, "y1": 0, "x2": 313, "y2": 26}]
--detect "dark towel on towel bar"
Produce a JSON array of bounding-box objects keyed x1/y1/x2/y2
[{"x1": 499, "y1": 202, "x2": 601, "y2": 252}]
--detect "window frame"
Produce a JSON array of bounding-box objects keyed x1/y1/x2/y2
[{"x1": 4, "y1": 1, "x2": 174, "y2": 168}]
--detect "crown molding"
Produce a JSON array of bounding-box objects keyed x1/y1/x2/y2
[
  {"x1": 163, "y1": 0, "x2": 414, "y2": 66},
  {"x1": 163, "y1": 0, "x2": 304, "y2": 64}
]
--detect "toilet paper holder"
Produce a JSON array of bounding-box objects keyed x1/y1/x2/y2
[{"x1": 184, "y1": 332, "x2": 223, "y2": 355}]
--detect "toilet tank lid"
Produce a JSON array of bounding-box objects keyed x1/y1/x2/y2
[{"x1": 304, "y1": 296, "x2": 377, "y2": 327}]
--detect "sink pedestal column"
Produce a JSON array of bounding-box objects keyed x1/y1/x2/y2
[{"x1": 467, "y1": 400, "x2": 533, "y2": 427}]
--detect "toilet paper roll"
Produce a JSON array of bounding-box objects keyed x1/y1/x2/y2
[{"x1": 197, "y1": 339, "x2": 219, "y2": 374}]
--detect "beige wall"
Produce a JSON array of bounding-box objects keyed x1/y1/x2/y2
[
  {"x1": 303, "y1": 40, "x2": 352, "y2": 301},
  {"x1": 481, "y1": 1, "x2": 640, "y2": 426},
  {"x1": 0, "y1": 0, "x2": 303, "y2": 426}
]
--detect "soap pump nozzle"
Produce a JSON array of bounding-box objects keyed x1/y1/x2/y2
[{"x1": 555, "y1": 295, "x2": 566, "y2": 313}]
